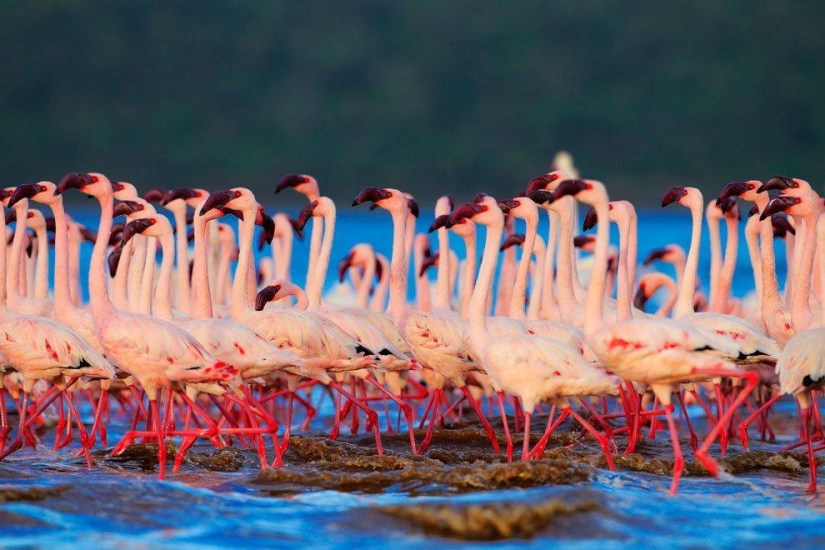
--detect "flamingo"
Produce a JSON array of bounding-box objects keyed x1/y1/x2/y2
[
  {"x1": 58, "y1": 172, "x2": 240, "y2": 479},
  {"x1": 634, "y1": 273, "x2": 678, "y2": 317},
  {"x1": 551, "y1": 178, "x2": 759, "y2": 494},
  {"x1": 447, "y1": 196, "x2": 618, "y2": 464}
]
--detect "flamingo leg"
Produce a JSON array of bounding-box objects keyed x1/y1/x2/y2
[
  {"x1": 676, "y1": 390, "x2": 698, "y2": 452},
  {"x1": 330, "y1": 382, "x2": 383, "y2": 455},
  {"x1": 0, "y1": 392, "x2": 29, "y2": 460},
  {"x1": 663, "y1": 404, "x2": 684, "y2": 495},
  {"x1": 460, "y1": 386, "x2": 500, "y2": 454},
  {"x1": 525, "y1": 406, "x2": 564, "y2": 460},
  {"x1": 569, "y1": 407, "x2": 615, "y2": 471},
  {"x1": 496, "y1": 391, "x2": 514, "y2": 462},
  {"x1": 803, "y1": 404, "x2": 818, "y2": 494},
  {"x1": 521, "y1": 411, "x2": 532, "y2": 460},
  {"x1": 737, "y1": 392, "x2": 782, "y2": 451},
  {"x1": 365, "y1": 377, "x2": 417, "y2": 454}
]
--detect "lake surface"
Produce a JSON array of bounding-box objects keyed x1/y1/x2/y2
[{"x1": 0, "y1": 209, "x2": 814, "y2": 548}]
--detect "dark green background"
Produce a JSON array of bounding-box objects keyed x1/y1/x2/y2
[{"x1": 2, "y1": 1, "x2": 822, "y2": 204}]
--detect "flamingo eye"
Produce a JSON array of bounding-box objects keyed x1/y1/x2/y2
[
  {"x1": 550, "y1": 173, "x2": 558, "y2": 181},
  {"x1": 89, "y1": 175, "x2": 99, "y2": 183},
  {"x1": 586, "y1": 183, "x2": 593, "y2": 190},
  {"x1": 39, "y1": 185, "x2": 47, "y2": 192},
  {"x1": 748, "y1": 183, "x2": 756, "y2": 190},
  {"x1": 234, "y1": 190, "x2": 242, "y2": 198}
]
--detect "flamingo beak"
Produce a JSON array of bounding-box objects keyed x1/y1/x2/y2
[
  {"x1": 446, "y1": 203, "x2": 484, "y2": 228},
  {"x1": 717, "y1": 181, "x2": 749, "y2": 203},
  {"x1": 551, "y1": 179, "x2": 588, "y2": 202},
  {"x1": 113, "y1": 200, "x2": 143, "y2": 218},
  {"x1": 758, "y1": 176, "x2": 795, "y2": 193},
  {"x1": 526, "y1": 173, "x2": 559, "y2": 193},
  {"x1": 407, "y1": 198, "x2": 420, "y2": 218},
  {"x1": 428, "y1": 214, "x2": 449, "y2": 233},
  {"x1": 57, "y1": 173, "x2": 93, "y2": 193},
  {"x1": 162, "y1": 187, "x2": 198, "y2": 206},
  {"x1": 499, "y1": 233, "x2": 525, "y2": 251},
  {"x1": 351, "y1": 187, "x2": 392, "y2": 207},
  {"x1": 338, "y1": 251, "x2": 355, "y2": 282},
  {"x1": 497, "y1": 199, "x2": 518, "y2": 214},
  {"x1": 644, "y1": 248, "x2": 670, "y2": 265},
  {"x1": 760, "y1": 196, "x2": 798, "y2": 220},
  {"x1": 661, "y1": 187, "x2": 688, "y2": 207},
  {"x1": 295, "y1": 202, "x2": 316, "y2": 232},
  {"x1": 287, "y1": 216, "x2": 304, "y2": 240},
  {"x1": 573, "y1": 235, "x2": 594, "y2": 249},
  {"x1": 108, "y1": 245, "x2": 123, "y2": 277},
  {"x1": 255, "y1": 285, "x2": 282, "y2": 311},
  {"x1": 633, "y1": 286, "x2": 648, "y2": 311},
  {"x1": 200, "y1": 190, "x2": 234, "y2": 215},
  {"x1": 143, "y1": 188, "x2": 169, "y2": 203},
  {"x1": 275, "y1": 174, "x2": 310, "y2": 194},
  {"x1": 419, "y1": 252, "x2": 439, "y2": 277},
  {"x1": 582, "y1": 207, "x2": 598, "y2": 231},
  {"x1": 8, "y1": 184, "x2": 40, "y2": 208},
  {"x1": 121, "y1": 218, "x2": 155, "y2": 245}
]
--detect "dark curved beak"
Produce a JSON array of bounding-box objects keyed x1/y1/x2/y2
[
  {"x1": 661, "y1": 187, "x2": 688, "y2": 207},
  {"x1": 633, "y1": 286, "x2": 648, "y2": 311},
  {"x1": 187, "y1": 228, "x2": 196, "y2": 244},
  {"x1": 419, "y1": 252, "x2": 439, "y2": 277},
  {"x1": 143, "y1": 188, "x2": 169, "y2": 203},
  {"x1": 8, "y1": 184, "x2": 40, "y2": 208},
  {"x1": 108, "y1": 245, "x2": 123, "y2": 277},
  {"x1": 760, "y1": 196, "x2": 798, "y2": 220},
  {"x1": 200, "y1": 190, "x2": 234, "y2": 215},
  {"x1": 80, "y1": 227, "x2": 98, "y2": 243},
  {"x1": 446, "y1": 203, "x2": 484, "y2": 228},
  {"x1": 113, "y1": 200, "x2": 143, "y2": 218},
  {"x1": 428, "y1": 214, "x2": 449, "y2": 233},
  {"x1": 582, "y1": 207, "x2": 598, "y2": 231},
  {"x1": 285, "y1": 216, "x2": 304, "y2": 240},
  {"x1": 551, "y1": 179, "x2": 588, "y2": 201},
  {"x1": 121, "y1": 218, "x2": 155, "y2": 245},
  {"x1": 758, "y1": 176, "x2": 794, "y2": 193},
  {"x1": 57, "y1": 173, "x2": 92, "y2": 194},
  {"x1": 528, "y1": 190, "x2": 554, "y2": 205},
  {"x1": 526, "y1": 174, "x2": 557, "y2": 193},
  {"x1": 162, "y1": 187, "x2": 198, "y2": 206},
  {"x1": 644, "y1": 248, "x2": 669, "y2": 265},
  {"x1": 4, "y1": 211, "x2": 17, "y2": 225},
  {"x1": 295, "y1": 202, "x2": 316, "y2": 232},
  {"x1": 407, "y1": 198, "x2": 420, "y2": 218},
  {"x1": 352, "y1": 187, "x2": 392, "y2": 207},
  {"x1": 771, "y1": 215, "x2": 795, "y2": 238},
  {"x1": 338, "y1": 251, "x2": 355, "y2": 282},
  {"x1": 44, "y1": 216, "x2": 56, "y2": 233},
  {"x1": 718, "y1": 196, "x2": 737, "y2": 215},
  {"x1": 275, "y1": 174, "x2": 309, "y2": 194},
  {"x1": 717, "y1": 181, "x2": 749, "y2": 204},
  {"x1": 573, "y1": 235, "x2": 594, "y2": 249},
  {"x1": 498, "y1": 199, "x2": 518, "y2": 214},
  {"x1": 109, "y1": 223, "x2": 125, "y2": 246},
  {"x1": 500, "y1": 233, "x2": 525, "y2": 251},
  {"x1": 255, "y1": 285, "x2": 282, "y2": 311},
  {"x1": 747, "y1": 204, "x2": 759, "y2": 218}
]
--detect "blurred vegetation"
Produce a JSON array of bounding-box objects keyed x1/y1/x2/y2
[{"x1": 1, "y1": 1, "x2": 822, "y2": 204}]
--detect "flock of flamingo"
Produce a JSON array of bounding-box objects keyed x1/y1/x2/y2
[{"x1": 0, "y1": 164, "x2": 822, "y2": 495}]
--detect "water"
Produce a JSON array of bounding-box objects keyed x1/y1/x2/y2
[{"x1": 0, "y1": 208, "x2": 813, "y2": 547}]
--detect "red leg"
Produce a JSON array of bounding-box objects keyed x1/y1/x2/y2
[
  {"x1": 804, "y1": 404, "x2": 818, "y2": 493},
  {"x1": 461, "y1": 386, "x2": 500, "y2": 454},
  {"x1": 569, "y1": 407, "x2": 615, "y2": 471},
  {"x1": 676, "y1": 390, "x2": 698, "y2": 453},
  {"x1": 330, "y1": 382, "x2": 383, "y2": 455},
  {"x1": 521, "y1": 411, "x2": 532, "y2": 460},
  {"x1": 664, "y1": 403, "x2": 684, "y2": 495},
  {"x1": 496, "y1": 391, "x2": 513, "y2": 462},
  {"x1": 737, "y1": 392, "x2": 782, "y2": 451},
  {"x1": 526, "y1": 406, "x2": 564, "y2": 460}
]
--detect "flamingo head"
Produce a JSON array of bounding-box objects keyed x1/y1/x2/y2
[
  {"x1": 634, "y1": 281, "x2": 650, "y2": 311},
  {"x1": 719, "y1": 197, "x2": 740, "y2": 220},
  {"x1": 201, "y1": 188, "x2": 257, "y2": 216},
  {"x1": 419, "y1": 251, "x2": 440, "y2": 277},
  {"x1": 644, "y1": 245, "x2": 682, "y2": 266},
  {"x1": 352, "y1": 187, "x2": 404, "y2": 213},
  {"x1": 581, "y1": 203, "x2": 617, "y2": 231},
  {"x1": 552, "y1": 179, "x2": 606, "y2": 205},
  {"x1": 758, "y1": 175, "x2": 804, "y2": 195},
  {"x1": 111, "y1": 181, "x2": 138, "y2": 200},
  {"x1": 718, "y1": 180, "x2": 761, "y2": 203},
  {"x1": 771, "y1": 215, "x2": 795, "y2": 239},
  {"x1": 499, "y1": 233, "x2": 525, "y2": 252},
  {"x1": 406, "y1": 197, "x2": 420, "y2": 218},
  {"x1": 113, "y1": 200, "x2": 146, "y2": 219},
  {"x1": 58, "y1": 172, "x2": 111, "y2": 198},
  {"x1": 143, "y1": 188, "x2": 169, "y2": 204},
  {"x1": 0, "y1": 188, "x2": 15, "y2": 207},
  {"x1": 446, "y1": 195, "x2": 501, "y2": 228},
  {"x1": 498, "y1": 196, "x2": 538, "y2": 222},
  {"x1": 661, "y1": 186, "x2": 692, "y2": 208},
  {"x1": 275, "y1": 174, "x2": 318, "y2": 198},
  {"x1": 9, "y1": 182, "x2": 61, "y2": 207},
  {"x1": 121, "y1": 215, "x2": 172, "y2": 244},
  {"x1": 109, "y1": 223, "x2": 125, "y2": 246},
  {"x1": 760, "y1": 196, "x2": 801, "y2": 220},
  {"x1": 162, "y1": 187, "x2": 200, "y2": 208},
  {"x1": 525, "y1": 171, "x2": 565, "y2": 194},
  {"x1": 79, "y1": 226, "x2": 98, "y2": 243}
]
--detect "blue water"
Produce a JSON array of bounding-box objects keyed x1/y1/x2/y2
[{"x1": 0, "y1": 207, "x2": 814, "y2": 547}]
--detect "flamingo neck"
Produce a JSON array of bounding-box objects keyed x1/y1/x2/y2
[
  {"x1": 372, "y1": 255, "x2": 390, "y2": 312},
  {"x1": 405, "y1": 214, "x2": 415, "y2": 272},
  {"x1": 509, "y1": 214, "x2": 537, "y2": 321},
  {"x1": 153, "y1": 230, "x2": 176, "y2": 320},
  {"x1": 50, "y1": 200, "x2": 74, "y2": 318},
  {"x1": 275, "y1": 228, "x2": 293, "y2": 280},
  {"x1": 0, "y1": 205, "x2": 7, "y2": 310},
  {"x1": 137, "y1": 239, "x2": 157, "y2": 315},
  {"x1": 173, "y1": 208, "x2": 191, "y2": 314},
  {"x1": 496, "y1": 217, "x2": 516, "y2": 316},
  {"x1": 540, "y1": 209, "x2": 559, "y2": 321},
  {"x1": 469, "y1": 218, "x2": 504, "y2": 336},
  {"x1": 68, "y1": 227, "x2": 82, "y2": 306},
  {"x1": 388, "y1": 208, "x2": 409, "y2": 323},
  {"x1": 111, "y1": 240, "x2": 131, "y2": 309},
  {"x1": 413, "y1": 245, "x2": 431, "y2": 312},
  {"x1": 555, "y1": 199, "x2": 578, "y2": 314},
  {"x1": 33, "y1": 224, "x2": 48, "y2": 299},
  {"x1": 434, "y1": 224, "x2": 451, "y2": 310},
  {"x1": 707, "y1": 212, "x2": 723, "y2": 312},
  {"x1": 191, "y1": 212, "x2": 214, "y2": 318},
  {"x1": 527, "y1": 235, "x2": 546, "y2": 320},
  {"x1": 89, "y1": 193, "x2": 115, "y2": 318},
  {"x1": 615, "y1": 216, "x2": 633, "y2": 321},
  {"x1": 358, "y1": 253, "x2": 376, "y2": 309},
  {"x1": 127, "y1": 237, "x2": 147, "y2": 310},
  {"x1": 231, "y1": 208, "x2": 256, "y2": 319},
  {"x1": 307, "y1": 204, "x2": 335, "y2": 309},
  {"x1": 459, "y1": 230, "x2": 477, "y2": 317},
  {"x1": 744, "y1": 214, "x2": 763, "y2": 312},
  {"x1": 715, "y1": 214, "x2": 739, "y2": 312},
  {"x1": 306, "y1": 216, "x2": 323, "y2": 292},
  {"x1": 792, "y1": 212, "x2": 818, "y2": 330},
  {"x1": 674, "y1": 202, "x2": 702, "y2": 318},
  {"x1": 583, "y1": 200, "x2": 610, "y2": 338}
]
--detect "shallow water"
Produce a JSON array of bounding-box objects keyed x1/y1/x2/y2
[{"x1": 0, "y1": 210, "x2": 808, "y2": 546}]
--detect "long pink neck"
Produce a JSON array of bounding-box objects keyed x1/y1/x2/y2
[
  {"x1": 744, "y1": 214, "x2": 762, "y2": 312},
  {"x1": 540, "y1": 209, "x2": 559, "y2": 321},
  {"x1": 7, "y1": 203, "x2": 28, "y2": 307},
  {"x1": 89, "y1": 192, "x2": 115, "y2": 319},
  {"x1": 307, "y1": 204, "x2": 335, "y2": 309},
  {"x1": 49, "y1": 200, "x2": 74, "y2": 319},
  {"x1": 388, "y1": 208, "x2": 409, "y2": 324},
  {"x1": 111, "y1": 240, "x2": 131, "y2": 309},
  {"x1": 0, "y1": 205, "x2": 7, "y2": 310},
  {"x1": 707, "y1": 210, "x2": 723, "y2": 311},
  {"x1": 274, "y1": 227, "x2": 293, "y2": 280},
  {"x1": 372, "y1": 254, "x2": 390, "y2": 312},
  {"x1": 583, "y1": 200, "x2": 610, "y2": 338},
  {"x1": 509, "y1": 213, "x2": 537, "y2": 321},
  {"x1": 153, "y1": 230, "x2": 176, "y2": 320},
  {"x1": 784, "y1": 232, "x2": 795, "y2": 306},
  {"x1": 469, "y1": 215, "x2": 504, "y2": 335},
  {"x1": 674, "y1": 200, "x2": 703, "y2": 318},
  {"x1": 496, "y1": 216, "x2": 515, "y2": 316},
  {"x1": 127, "y1": 237, "x2": 147, "y2": 310},
  {"x1": 191, "y1": 211, "x2": 214, "y2": 318},
  {"x1": 231, "y1": 207, "x2": 256, "y2": 319},
  {"x1": 413, "y1": 244, "x2": 431, "y2": 312},
  {"x1": 357, "y1": 253, "x2": 376, "y2": 309},
  {"x1": 434, "y1": 223, "x2": 451, "y2": 311},
  {"x1": 716, "y1": 214, "x2": 739, "y2": 312},
  {"x1": 306, "y1": 216, "x2": 323, "y2": 292},
  {"x1": 791, "y1": 212, "x2": 818, "y2": 330},
  {"x1": 137, "y1": 238, "x2": 156, "y2": 315},
  {"x1": 615, "y1": 214, "x2": 632, "y2": 321},
  {"x1": 555, "y1": 199, "x2": 579, "y2": 316},
  {"x1": 32, "y1": 223, "x2": 48, "y2": 299},
  {"x1": 68, "y1": 224, "x2": 82, "y2": 306},
  {"x1": 458, "y1": 230, "x2": 477, "y2": 317},
  {"x1": 173, "y1": 208, "x2": 191, "y2": 313},
  {"x1": 527, "y1": 235, "x2": 545, "y2": 320}
]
